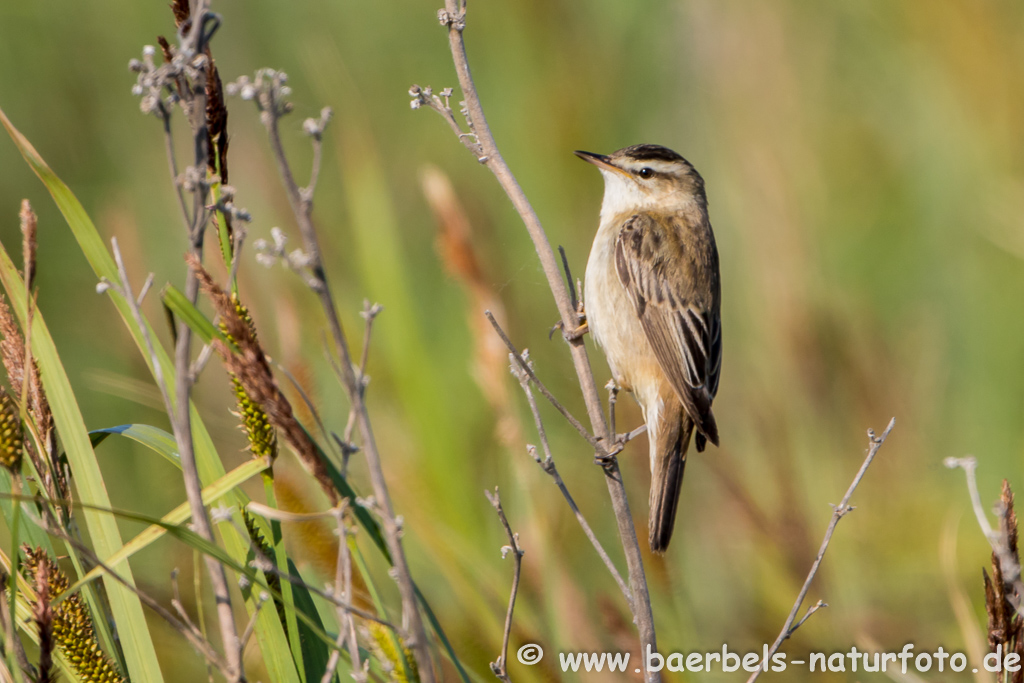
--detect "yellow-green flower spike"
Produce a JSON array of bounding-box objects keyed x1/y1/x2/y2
[
  {"x1": 219, "y1": 295, "x2": 278, "y2": 462},
  {"x1": 23, "y1": 547, "x2": 125, "y2": 683},
  {"x1": 0, "y1": 387, "x2": 23, "y2": 472},
  {"x1": 368, "y1": 621, "x2": 420, "y2": 683}
]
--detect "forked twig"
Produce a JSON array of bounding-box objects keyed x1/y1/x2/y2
[
  {"x1": 485, "y1": 488, "x2": 523, "y2": 683},
  {"x1": 945, "y1": 455, "x2": 1024, "y2": 611},
  {"x1": 484, "y1": 311, "x2": 602, "y2": 453},
  {"x1": 747, "y1": 418, "x2": 895, "y2": 683},
  {"x1": 507, "y1": 352, "x2": 631, "y2": 605}
]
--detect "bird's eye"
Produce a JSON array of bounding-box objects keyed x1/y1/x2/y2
[{"x1": 638, "y1": 167, "x2": 654, "y2": 179}]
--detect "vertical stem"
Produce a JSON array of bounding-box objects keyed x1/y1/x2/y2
[{"x1": 170, "y1": 6, "x2": 244, "y2": 678}]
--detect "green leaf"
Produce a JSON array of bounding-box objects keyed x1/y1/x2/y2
[
  {"x1": 0, "y1": 235, "x2": 165, "y2": 681},
  {"x1": 67, "y1": 457, "x2": 269, "y2": 595},
  {"x1": 161, "y1": 284, "x2": 234, "y2": 349},
  {"x1": 20, "y1": 495, "x2": 342, "y2": 656},
  {"x1": 91, "y1": 423, "x2": 180, "y2": 467}
]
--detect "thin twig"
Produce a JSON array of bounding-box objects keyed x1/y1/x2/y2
[
  {"x1": 158, "y1": 105, "x2": 191, "y2": 233},
  {"x1": 484, "y1": 488, "x2": 522, "y2": 683},
  {"x1": 339, "y1": 302, "x2": 382, "y2": 469},
  {"x1": 321, "y1": 505, "x2": 365, "y2": 683},
  {"x1": 787, "y1": 600, "x2": 826, "y2": 638},
  {"x1": 606, "y1": 380, "x2": 618, "y2": 440},
  {"x1": 238, "y1": 596, "x2": 264, "y2": 652},
  {"x1": 508, "y1": 353, "x2": 631, "y2": 604},
  {"x1": 557, "y1": 246, "x2": 577, "y2": 313},
  {"x1": 945, "y1": 455, "x2": 1024, "y2": 609},
  {"x1": 484, "y1": 312, "x2": 602, "y2": 453},
  {"x1": 746, "y1": 418, "x2": 895, "y2": 683}
]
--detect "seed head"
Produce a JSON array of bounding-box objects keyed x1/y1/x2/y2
[{"x1": 0, "y1": 388, "x2": 23, "y2": 472}]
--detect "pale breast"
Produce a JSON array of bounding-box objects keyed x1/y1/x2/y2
[{"x1": 584, "y1": 222, "x2": 662, "y2": 393}]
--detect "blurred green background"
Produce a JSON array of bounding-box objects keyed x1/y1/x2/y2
[{"x1": 2, "y1": 0, "x2": 1024, "y2": 680}]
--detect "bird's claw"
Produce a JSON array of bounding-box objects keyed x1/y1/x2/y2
[
  {"x1": 593, "y1": 446, "x2": 621, "y2": 469},
  {"x1": 564, "y1": 319, "x2": 589, "y2": 342}
]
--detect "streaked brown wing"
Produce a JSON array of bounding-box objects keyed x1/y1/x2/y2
[{"x1": 614, "y1": 212, "x2": 720, "y2": 446}]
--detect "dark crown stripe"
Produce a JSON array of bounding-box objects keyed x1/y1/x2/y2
[{"x1": 618, "y1": 144, "x2": 686, "y2": 163}]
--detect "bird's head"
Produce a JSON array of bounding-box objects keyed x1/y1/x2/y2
[{"x1": 575, "y1": 144, "x2": 706, "y2": 219}]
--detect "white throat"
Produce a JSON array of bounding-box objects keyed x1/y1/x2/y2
[{"x1": 598, "y1": 170, "x2": 693, "y2": 224}]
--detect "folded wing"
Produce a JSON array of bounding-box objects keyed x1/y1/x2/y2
[{"x1": 614, "y1": 212, "x2": 720, "y2": 447}]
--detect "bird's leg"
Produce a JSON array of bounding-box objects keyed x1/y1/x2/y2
[
  {"x1": 549, "y1": 295, "x2": 589, "y2": 341},
  {"x1": 593, "y1": 449, "x2": 619, "y2": 469},
  {"x1": 563, "y1": 291, "x2": 589, "y2": 341},
  {"x1": 606, "y1": 378, "x2": 619, "y2": 437},
  {"x1": 594, "y1": 379, "x2": 623, "y2": 468}
]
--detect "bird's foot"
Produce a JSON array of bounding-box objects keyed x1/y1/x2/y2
[
  {"x1": 564, "y1": 319, "x2": 589, "y2": 341},
  {"x1": 549, "y1": 301, "x2": 588, "y2": 342},
  {"x1": 548, "y1": 316, "x2": 588, "y2": 342},
  {"x1": 593, "y1": 446, "x2": 621, "y2": 469}
]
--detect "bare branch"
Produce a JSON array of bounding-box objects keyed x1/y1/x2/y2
[
  {"x1": 130, "y1": 5, "x2": 244, "y2": 676},
  {"x1": 484, "y1": 311, "x2": 602, "y2": 453},
  {"x1": 321, "y1": 505, "x2": 366, "y2": 683},
  {"x1": 485, "y1": 488, "x2": 523, "y2": 683},
  {"x1": 508, "y1": 352, "x2": 631, "y2": 605},
  {"x1": 238, "y1": 595, "x2": 265, "y2": 652},
  {"x1": 746, "y1": 418, "x2": 896, "y2": 683}
]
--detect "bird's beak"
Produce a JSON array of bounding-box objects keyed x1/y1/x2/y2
[{"x1": 574, "y1": 150, "x2": 629, "y2": 177}]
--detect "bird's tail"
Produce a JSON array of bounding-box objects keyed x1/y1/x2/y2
[{"x1": 648, "y1": 397, "x2": 694, "y2": 553}]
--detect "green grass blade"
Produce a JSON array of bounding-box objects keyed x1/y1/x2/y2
[
  {"x1": 15, "y1": 495, "x2": 342, "y2": 654},
  {"x1": 91, "y1": 424, "x2": 180, "y2": 467},
  {"x1": 161, "y1": 285, "x2": 234, "y2": 348},
  {"x1": 0, "y1": 246, "x2": 165, "y2": 682},
  {"x1": 67, "y1": 457, "x2": 268, "y2": 595}
]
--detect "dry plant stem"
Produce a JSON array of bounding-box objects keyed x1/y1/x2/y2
[
  {"x1": 484, "y1": 312, "x2": 602, "y2": 452},
  {"x1": 945, "y1": 456, "x2": 1024, "y2": 609},
  {"x1": 340, "y1": 302, "x2": 381, "y2": 465},
  {"x1": 321, "y1": 506, "x2": 364, "y2": 683},
  {"x1": 145, "y1": 5, "x2": 244, "y2": 676},
  {"x1": 433, "y1": 7, "x2": 658, "y2": 667},
  {"x1": 238, "y1": 598, "x2": 263, "y2": 651},
  {"x1": 258, "y1": 96, "x2": 434, "y2": 682},
  {"x1": 485, "y1": 488, "x2": 522, "y2": 683},
  {"x1": 159, "y1": 106, "x2": 191, "y2": 233},
  {"x1": 746, "y1": 417, "x2": 895, "y2": 683},
  {"x1": 510, "y1": 357, "x2": 631, "y2": 603}
]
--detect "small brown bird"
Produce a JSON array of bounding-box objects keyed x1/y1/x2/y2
[{"x1": 577, "y1": 144, "x2": 721, "y2": 552}]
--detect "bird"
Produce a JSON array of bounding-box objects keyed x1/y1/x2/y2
[{"x1": 576, "y1": 144, "x2": 721, "y2": 553}]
